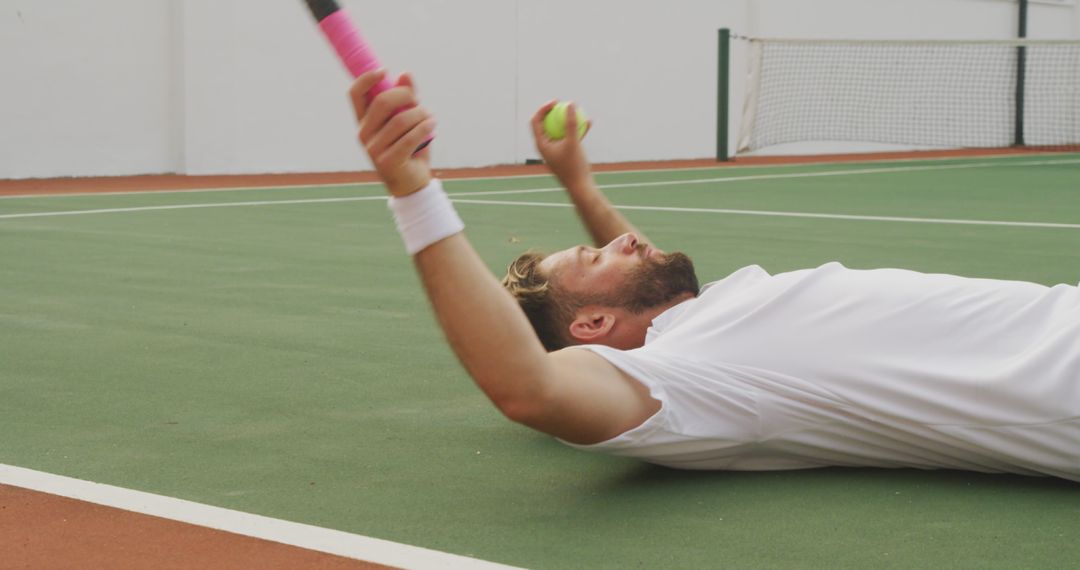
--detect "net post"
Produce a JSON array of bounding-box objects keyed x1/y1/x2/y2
[
  {"x1": 1014, "y1": 0, "x2": 1028, "y2": 147},
  {"x1": 717, "y1": 28, "x2": 731, "y2": 162}
]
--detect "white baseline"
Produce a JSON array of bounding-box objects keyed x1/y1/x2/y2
[{"x1": 0, "y1": 463, "x2": 523, "y2": 570}]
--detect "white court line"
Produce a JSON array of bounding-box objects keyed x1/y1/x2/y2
[
  {"x1": 1, "y1": 154, "x2": 1077, "y2": 201},
  {"x1": 0, "y1": 195, "x2": 389, "y2": 220},
  {"x1": 0, "y1": 463, "x2": 523, "y2": 570},
  {"x1": 451, "y1": 158, "x2": 1080, "y2": 197},
  {"x1": 0, "y1": 181, "x2": 377, "y2": 201},
  {"x1": 452, "y1": 200, "x2": 1080, "y2": 230},
  {"x1": 592, "y1": 157, "x2": 1080, "y2": 190},
  {"x1": 2, "y1": 158, "x2": 1078, "y2": 225}
]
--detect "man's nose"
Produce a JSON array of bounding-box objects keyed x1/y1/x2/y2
[{"x1": 619, "y1": 233, "x2": 638, "y2": 254}]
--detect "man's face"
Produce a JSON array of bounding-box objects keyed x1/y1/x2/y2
[{"x1": 538, "y1": 233, "x2": 699, "y2": 313}]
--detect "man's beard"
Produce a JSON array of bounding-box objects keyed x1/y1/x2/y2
[{"x1": 586, "y1": 248, "x2": 700, "y2": 314}]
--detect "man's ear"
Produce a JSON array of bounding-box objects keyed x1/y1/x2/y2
[{"x1": 568, "y1": 308, "x2": 616, "y2": 343}]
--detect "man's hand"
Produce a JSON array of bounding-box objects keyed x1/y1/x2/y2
[
  {"x1": 350, "y1": 70, "x2": 436, "y2": 197},
  {"x1": 530, "y1": 100, "x2": 593, "y2": 189}
]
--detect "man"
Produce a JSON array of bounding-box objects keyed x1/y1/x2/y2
[{"x1": 348, "y1": 70, "x2": 1079, "y2": 482}]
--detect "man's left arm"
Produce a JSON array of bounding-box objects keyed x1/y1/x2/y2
[{"x1": 530, "y1": 102, "x2": 652, "y2": 248}]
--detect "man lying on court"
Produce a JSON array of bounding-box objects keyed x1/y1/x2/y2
[{"x1": 348, "y1": 70, "x2": 1079, "y2": 483}]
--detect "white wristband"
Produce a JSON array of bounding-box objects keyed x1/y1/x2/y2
[{"x1": 387, "y1": 178, "x2": 465, "y2": 255}]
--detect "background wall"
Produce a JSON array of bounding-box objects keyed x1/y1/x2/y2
[
  {"x1": 1, "y1": 0, "x2": 1077, "y2": 179},
  {"x1": 0, "y1": 1, "x2": 176, "y2": 178}
]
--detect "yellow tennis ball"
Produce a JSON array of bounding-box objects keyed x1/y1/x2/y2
[{"x1": 543, "y1": 102, "x2": 588, "y2": 140}]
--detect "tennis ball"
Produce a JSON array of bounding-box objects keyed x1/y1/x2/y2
[{"x1": 543, "y1": 102, "x2": 588, "y2": 140}]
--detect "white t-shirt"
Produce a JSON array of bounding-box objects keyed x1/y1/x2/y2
[{"x1": 564, "y1": 262, "x2": 1080, "y2": 481}]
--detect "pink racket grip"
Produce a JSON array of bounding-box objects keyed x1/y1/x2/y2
[{"x1": 319, "y1": 11, "x2": 434, "y2": 151}]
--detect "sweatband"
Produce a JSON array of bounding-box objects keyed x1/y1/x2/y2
[{"x1": 387, "y1": 178, "x2": 465, "y2": 255}]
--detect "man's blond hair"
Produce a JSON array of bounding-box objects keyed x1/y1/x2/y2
[{"x1": 501, "y1": 251, "x2": 574, "y2": 352}]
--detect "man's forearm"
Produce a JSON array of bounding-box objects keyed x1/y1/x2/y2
[
  {"x1": 413, "y1": 233, "x2": 553, "y2": 416},
  {"x1": 562, "y1": 176, "x2": 648, "y2": 247},
  {"x1": 349, "y1": 73, "x2": 558, "y2": 424}
]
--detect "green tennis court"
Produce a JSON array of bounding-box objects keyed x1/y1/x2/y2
[{"x1": 2, "y1": 153, "x2": 1079, "y2": 568}]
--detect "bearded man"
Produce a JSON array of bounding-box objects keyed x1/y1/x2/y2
[{"x1": 348, "y1": 70, "x2": 1079, "y2": 482}]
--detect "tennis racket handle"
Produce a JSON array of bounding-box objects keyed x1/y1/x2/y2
[
  {"x1": 318, "y1": 10, "x2": 434, "y2": 150},
  {"x1": 319, "y1": 11, "x2": 393, "y2": 93}
]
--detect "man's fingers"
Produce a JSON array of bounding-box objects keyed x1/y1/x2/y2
[
  {"x1": 564, "y1": 102, "x2": 579, "y2": 135},
  {"x1": 365, "y1": 106, "x2": 431, "y2": 157},
  {"x1": 358, "y1": 86, "x2": 420, "y2": 144},
  {"x1": 396, "y1": 72, "x2": 416, "y2": 93},
  {"x1": 376, "y1": 118, "x2": 437, "y2": 171},
  {"x1": 530, "y1": 112, "x2": 547, "y2": 143},
  {"x1": 349, "y1": 69, "x2": 387, "y2": 122},
  {"x1": 413, "y1": 143, "x2": 431, "y2": 164},
  {"x1": 530, "y1": 100, "x2": 558, "y2": 140},
  {"x1": 532, "y1": 100, "x2": 557, "y2": 125},
  {"x1": 565, "y1": 102, "x2": 588, "y2": 142}
]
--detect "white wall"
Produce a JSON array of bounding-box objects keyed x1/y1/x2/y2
[
  {"x1": 0, "y1": 0, "x2": 1077, "y2": 179},
  {"x1": 516, "y1": 1, "x2": 746, "y2": 165},
  {"x1": 180, "y1": 0, "x2": 519, "y2": 175},
  {"x1": 0, "y1": 0, "x2": 176, "y2": 178}
]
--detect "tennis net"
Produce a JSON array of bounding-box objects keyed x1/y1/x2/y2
[{"x1": 736, "y1": 37, "x2": 1080, "y2": 153}]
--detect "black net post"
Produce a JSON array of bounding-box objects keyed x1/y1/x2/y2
[
  {"x1": 1014, "y1": 0, "x2": 1028, "y2": 146},
  {"x1": 717, "y1": 28, "x2": 731, "y2": 161}
]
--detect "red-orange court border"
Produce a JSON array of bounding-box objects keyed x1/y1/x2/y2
[{"x1": 1, "y1": 148, "x2": 1071, "y2": 198}]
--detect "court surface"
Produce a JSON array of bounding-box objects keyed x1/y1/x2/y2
[{"x1": 2, "y1": 153, "x2": 1079, "y2": 568}]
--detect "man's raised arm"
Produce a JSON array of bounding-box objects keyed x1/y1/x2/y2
[
  {"x1": 349, "y1": 72, "x2": 659, "y2": 445},
  {"x1": 530, "y1": 101, "x2": 652, "y2": 248}
]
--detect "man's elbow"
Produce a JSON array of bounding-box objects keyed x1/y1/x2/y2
[{"x1": 491, "y1": 392, "x2": 551, "y2": 428}]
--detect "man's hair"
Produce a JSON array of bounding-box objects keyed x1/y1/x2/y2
[{"x1": 501, "y1": 251, "x2": 574, "y2": 352}]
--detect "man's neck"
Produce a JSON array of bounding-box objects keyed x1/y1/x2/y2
[
  {"x1": 645, "y1": 291, "x2": 695, "y2": 320},
  {"x1": 611, "y1": 292, "x2": 697, "y2": 350}
]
